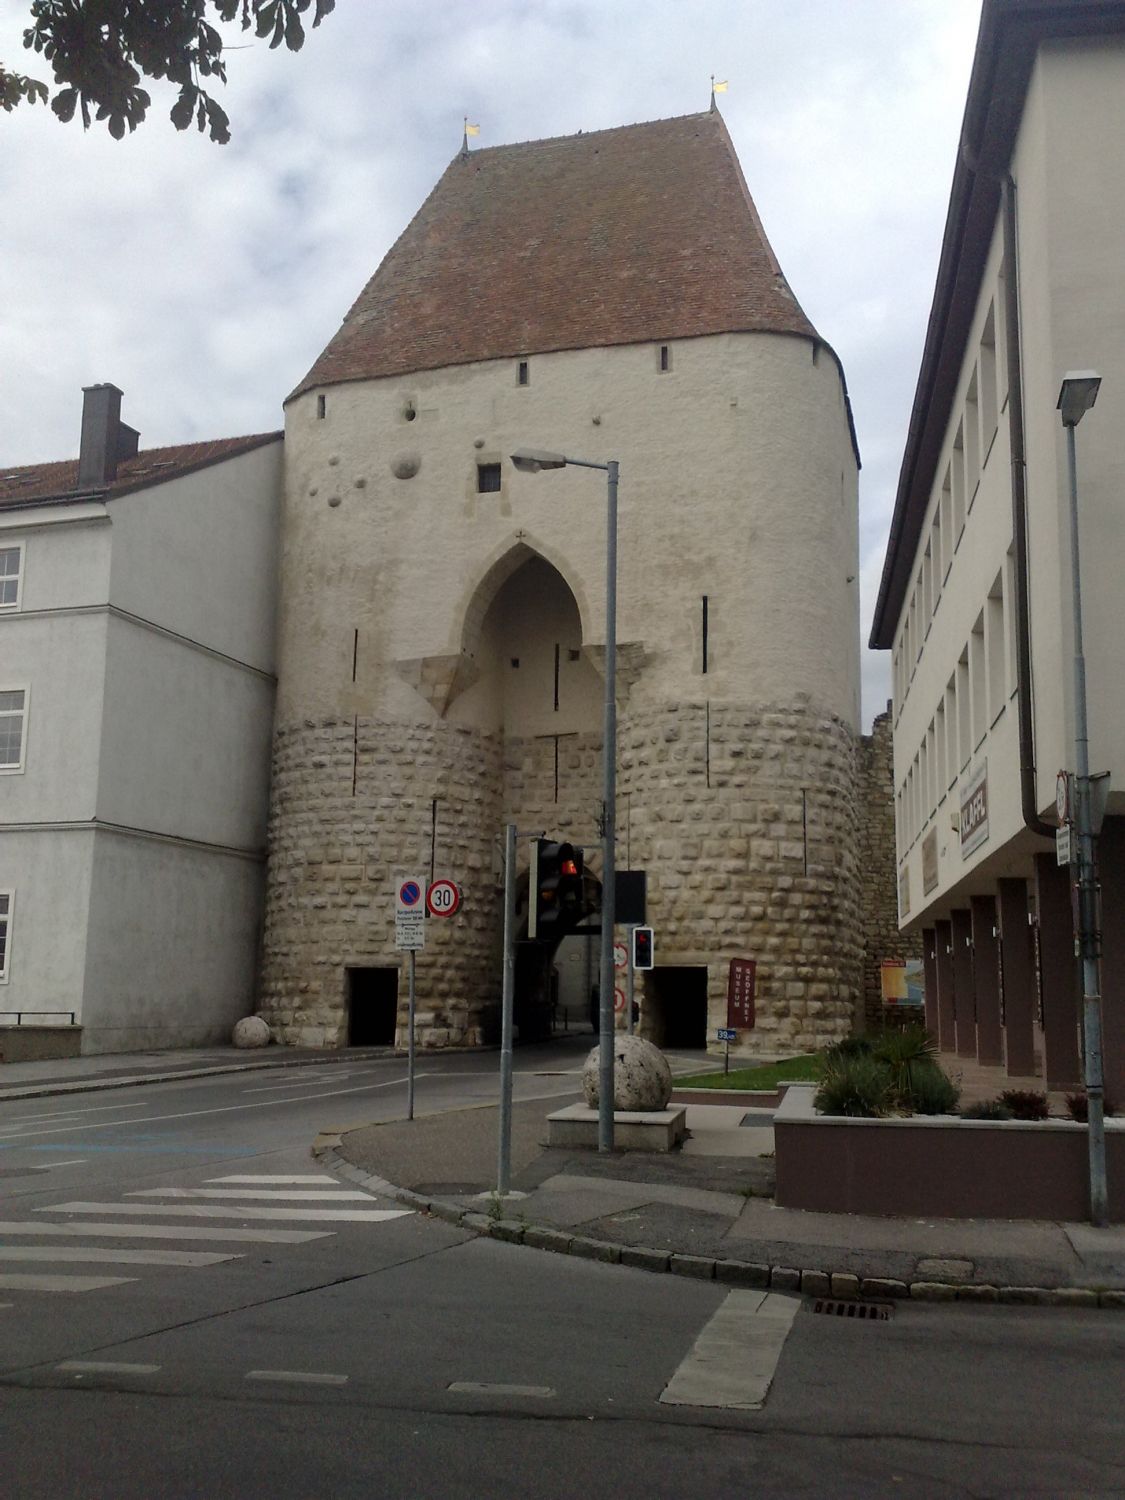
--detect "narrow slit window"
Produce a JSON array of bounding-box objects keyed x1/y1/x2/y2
[
  {"x1": 0, "y1": 890, "x2": 11, "y2": 982},
  {"x1": 316, "y1": 394, "x2": 326, "y2": 419},
  {"x1": 477, "y1": 463, "x2": 502, "y2": 493},
  {"x1": 658, "y1": 344, "x2": 671, "y2": 373},
  {"x1": 517, "y1": 360, "x2": 529, "y2": 387},
  {"x1": 701, "y1": 595, "x2": 709, "y2": 673}
]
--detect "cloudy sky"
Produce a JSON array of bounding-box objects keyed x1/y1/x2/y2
[{"x1": 0, "y1": 0, "x2": 985, "y2": 724}]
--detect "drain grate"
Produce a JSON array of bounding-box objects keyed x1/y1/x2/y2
[{"x1": 811, "y1": 1298, "x2": 893, "y2": 1321}]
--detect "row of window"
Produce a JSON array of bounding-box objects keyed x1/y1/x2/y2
[
  {"x1": 896, "y1": 557, "x2": 1016, "y2": 851},
  {"x1": 892, "y1": 285, "x2": 1007, "y2": 714},
  {"x1": 313, "y1": 346, "x2": 678, "y2": 421}
]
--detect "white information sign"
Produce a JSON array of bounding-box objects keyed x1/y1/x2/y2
[
  {"x1": 1056, "y1": 825, "x2": 1072, "y2": 867},
  {"x1": 395, "y1": 875, "x2": 426, "y2": 950}
]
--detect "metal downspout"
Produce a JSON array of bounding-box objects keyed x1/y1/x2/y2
[{"x1": 1003, "y1": 173, "x2": 1055, "y2": 839}]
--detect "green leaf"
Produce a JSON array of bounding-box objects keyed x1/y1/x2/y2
[
  {"x1": 51, "y1": 85, "x2": 77, "y2": 123},
  {"x1": 170, "y1": 88, "x2": 195, "y2": 131},
  {"x1": 285, "y1": 11, "x2": 304, "y2": 51}
]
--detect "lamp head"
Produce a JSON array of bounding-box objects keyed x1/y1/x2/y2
[
  {"x1": 510, "y1": 448, "x2": 568, "y2": 473},
  {"x1": 1057, "y1": 371, "x2": 1102, "y2": 427}
]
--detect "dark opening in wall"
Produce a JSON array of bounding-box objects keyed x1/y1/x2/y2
[
  {"x1": 517, "y1": 360, "x2": 529, "y2": 386},
  {"x1": 478, "y1": 462, "x2": 502, "y2": 493},
  {"x1": 316, "y1": 394, "x2": 326, "y2": 419},
  {"x1": 702, "y1": 595, "x2": 709, "y2": 673},
  {"x1": 659, "y1": 344, "x2": 671, "y2": 373}
]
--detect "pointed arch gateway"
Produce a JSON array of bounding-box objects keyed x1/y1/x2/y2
[{"x1": 445, "y1": 536, "x2": 603, "y2": 738}]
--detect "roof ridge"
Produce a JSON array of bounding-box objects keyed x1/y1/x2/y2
[{"x1": 454, "y1": 110, "x2": 718, "y2": 158}]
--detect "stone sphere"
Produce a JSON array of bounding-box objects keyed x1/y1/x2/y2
[
  {"x1": 232, "y1": 1015, "x2": 270, "y2": 1049},
  {"x1": 582, "y1": 1035, "x2": 673, "y2": 1111},
  {"x1": 391, "y1": 452, "x2": 421, "y2": 479}
]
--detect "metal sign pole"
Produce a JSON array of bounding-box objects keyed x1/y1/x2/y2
[
  {"x1": 497, "y1": 821, "x2": 517, "y2": 1197},
  {"x1": 626, "y1": 925, "x2": 635, "y2": 1035},
  {"x1": 407, "y1": 949, "x2": 417, "y2": 1122}
]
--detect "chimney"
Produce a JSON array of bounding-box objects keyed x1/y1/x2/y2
[{"x1": 78, "y1": 384, "x2": 140, "y2": 487}]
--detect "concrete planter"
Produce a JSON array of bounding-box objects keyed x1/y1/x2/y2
[{"x1": 775, "y1": 1085, "x2": 1125, "y2": 1221}]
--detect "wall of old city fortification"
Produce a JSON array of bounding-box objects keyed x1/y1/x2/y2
[{"x1": 260, "y1": 333, "x2": 863, "y2": 1050}]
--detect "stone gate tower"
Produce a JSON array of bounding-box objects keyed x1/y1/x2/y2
[{"x1": 260, "y1": 112, "x2": 862, "y2": 1055}]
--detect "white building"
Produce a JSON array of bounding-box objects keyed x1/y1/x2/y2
[
  {"x1": 0, "y1": 385, "x2": 281, "y2": 1056},
  {"x1": 870, "y1": 0, "x2": 1125, "y2": 1107}
]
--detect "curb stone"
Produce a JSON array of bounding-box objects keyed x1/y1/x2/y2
[{"x1": 313, "y1": 1147, "x2": 1125, "y2": 1310}]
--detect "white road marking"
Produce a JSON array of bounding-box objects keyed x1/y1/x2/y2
[
  {"x1": 448, "y1": 1382, "x2": 555, "y2": 1398},
  {"x1": 1, "y1": 1102, "x2": 147, "y2": 1127},
  {"x1": 207, "y1": 1175, "x2": 338, "y2": 1185},
  {"x1": 35, "y1": 1159, "x2": 88, "y2": 1168},
  {"x1": 42, "y1": 1202, "x2": 412, "y2": 1224},
  {"x1": 245, "y1": 1369, "x2": 349, "y2": 1387},
  {"x1": 0, "y1": 1074, "x2": 421, "y2": 1142},
  {"x1": 243, "y1": 1076, "x2": 357, "y2": 1094},
  {"x1": 0, "y1": 1273, "x2": 137, "y2": 1293},
  {"x1": 0, "y1": 1245, "x2": 239, "y2": 1268},
  {"x1": 0, "y1": 1220, "x2": 331, "y2": 1244},
  {"x1": 659, "y1": 1291, "x2": 799, "y2": 1412},
  {"x1": 59, "y1": 1362, "x2": 160, "y2": 1376},
  {"x1": 127, "y1": 1187, "x2": 374, "y2": 1201}
]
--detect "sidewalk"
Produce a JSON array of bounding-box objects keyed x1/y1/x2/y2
[
  {"x1": 324, "y1": 1091, "x2": 1125, "y2": 1305},
  {"x1": 0, "y1": 1042, "x2": 395, "y2": 1102}
]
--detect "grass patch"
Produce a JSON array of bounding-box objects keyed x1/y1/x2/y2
[{"x1": 674, "y1": 1054, "x2": 822, "y2": 1091}]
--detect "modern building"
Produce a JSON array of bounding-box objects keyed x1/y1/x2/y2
[
  {"x1": 0, "y1": 385, "x2": 281, "y2": 1056},
  {"x1": 870, "y1": 0, "x2": 1125, "y2": 1105},
  {"x1": 259, "y1": 111, "x2": 863, "y2": 1056}
]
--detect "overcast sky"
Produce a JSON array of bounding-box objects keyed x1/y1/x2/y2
[{"x1": 0, "y1": 0, "x2": 985, "y2": 725}]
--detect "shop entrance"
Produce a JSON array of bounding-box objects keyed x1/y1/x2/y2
[
  {"x1": 347, "y1": 967, "x2": 398, "y2": 1046},
  {"x1": 643, "y1": 966, "x2": 708, "y2": 1049}
]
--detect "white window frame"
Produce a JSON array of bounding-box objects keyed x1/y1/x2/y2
[
  {"x1": 0, "y1": 683, "x2": 29, "y2": 774},
  {"x1": 0, "y1": 540, "x2": 23, "y2": 611},
  {"x1": 0, "y1": 889, "x2": 12, "y2": 984}
]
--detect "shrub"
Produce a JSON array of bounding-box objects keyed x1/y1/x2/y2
[
  {"x1": 906, "y1": 1061, "x2": 961, "y2": 1115},
  {"x1": 961, "y1": 1098, "x2": 1014, "y2": 1121},
  {"x1": 872, "y1": 1026, "x2": 943, "y2": 1110},
  {"x1": 814, "y1": 1055, "x2": 894, "y2": 1118},
  {"x1": 999, "y1": 1089, "x2": 1049, "y2": 1121},
  {"x1": 822, "y1": 1035, "x2": 874, "y2": 1070},
  {"x1": 1066, "y1": 1092, "x2": 1088, "y2": 1121}
]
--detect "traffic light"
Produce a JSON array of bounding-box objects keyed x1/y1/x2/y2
[
  {"x1": 632, "y1": 926, "x2": 654, "y2": 970},
  {"x1": 530, "y1": 839, "x2": 585, "y2": 938}
]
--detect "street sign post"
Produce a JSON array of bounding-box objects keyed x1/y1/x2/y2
[
  {"x1": 717, "y1": 1027, "x2": 737, "y2": 1074},
  {"x1": 395, "y1": 876, "x2": 426, "y2": 1120}
]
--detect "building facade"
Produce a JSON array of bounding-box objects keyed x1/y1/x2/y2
[
  {"x1": 870, "y1": 0, "x2": 1125, "y2": 1105},
  {"x1": 259, "y1": 112, "x2": 863, "y2": 1057},
  {"x1": 0, "y1": 386, "x2": 281, "y2": 1055}
]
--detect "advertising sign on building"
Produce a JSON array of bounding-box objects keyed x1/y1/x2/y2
[
  {"x1": 922, "y1": 826, "x2": 939, "y2": 894},
  {"x1": 960, "y1": 761, "x2": 989, "y2": 859},
  {"x1": 726, "y1": 958, "x2": 756, "y2": 1029},
  {"x1": 880, "y1": 958, "x2": 925, "y2": 1006}
]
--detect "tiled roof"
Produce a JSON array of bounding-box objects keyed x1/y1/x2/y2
[
  {"x1": 0, "y1": 432, "x2": 282, "y2": 509},
  {"x1": 291, "y1": 111, "x2": 818, "y2": 399}
]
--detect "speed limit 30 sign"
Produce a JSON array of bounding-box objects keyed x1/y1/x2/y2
[{"x1": 426, "y1": 879, "x2": 462, "y2": 917}]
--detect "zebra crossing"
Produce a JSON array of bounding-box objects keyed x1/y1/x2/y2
[{"x1": 0, "y1": 1173, "x2": 412, "y2": 1300}]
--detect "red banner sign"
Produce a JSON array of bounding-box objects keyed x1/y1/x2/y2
[{"x1": 726, "y1": 958, "x2": 756, "y2": 1030}]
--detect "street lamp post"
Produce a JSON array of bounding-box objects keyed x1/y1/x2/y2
[
  {"x1": 511, "y1": 448, "x2": 619, "y2": 1153},
  {"x1": 1057, "y1": 371, "x2": 1108, "y2": 1228}
]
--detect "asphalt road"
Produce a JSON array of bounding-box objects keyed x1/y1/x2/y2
[{"x1": 1, "y1": 1041, "x2": 1123, "y2": 1499}]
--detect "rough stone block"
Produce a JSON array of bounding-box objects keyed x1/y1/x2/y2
[
  {"x1": 1048, "y1": 1288, "x2": 1099, "y2": 1307},
  {"x1": 460, "y1": 1212, "x2": 492, "y2": 1234},
  {"x1": 800, "y1": 1269, "x2": 831, "y2": 1297},
  {"x1": 1097, "y1": 1291, "x2": 1125, "y2": 1308},
  {"x1": 770, "y1": 1266, "x2": 802, "y2": 1292},
  {"x1": 669, "y1": 1254, "x2": 715, "y2": 1281},
  {"x1": 619, "y1": 1245, "x2": 671, "y2": 1274},
  {"x1": 715, "y1": 1260, "x2": 771, "y2": 1289},
  {"x1": 523, "y1": 1226, "x2": 574, "y2": 1255},
  {"x1": 954, "y1": 1284, "x2": 999, "y2": 1302},
  {"x1": 568, "y1": 1236, "x2": 621, "y2": 1264},
  {"x1": 830, "y1": 1273, "x2": 861, "y2": 1300},
  {"x1": 489, "y1": 1219, "x2": 526, "y2": 1245},
  {"x1": 910, "y1": 1281, "x2": 958, "y2": 1302},
  {"x1": 997, "y1": 1286, "x2": 1052, "y2": 1306},
  {"x1": 859, "y1": 1277, "x2": 909, "y2": 1300}
]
